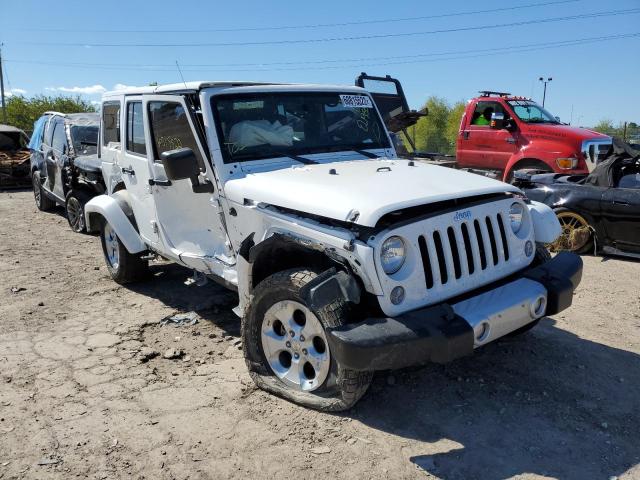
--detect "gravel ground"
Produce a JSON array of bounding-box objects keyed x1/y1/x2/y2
[{"x1": 0, "y1": 189, "x2": 639, "y2": 480}]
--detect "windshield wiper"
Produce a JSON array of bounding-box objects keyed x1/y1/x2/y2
[
  {"x1": 351, "y1": 148, "x2": 380, "y2": 159},
  {"x1": 274, "y1": 152, "x2": 318, "y2": 165}
]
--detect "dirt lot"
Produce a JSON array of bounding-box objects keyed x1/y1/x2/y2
[{"x1": 0, "y1": 189, "x2": 639, "y2": 480}]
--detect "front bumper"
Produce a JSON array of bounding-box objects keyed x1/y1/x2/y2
[{"x1": 327, "y1": 252, "x2": 582, "y2": 371}]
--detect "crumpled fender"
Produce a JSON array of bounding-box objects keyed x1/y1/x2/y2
[
  {"x1": 527, "y1": 200, "x2": 561, "y2": 244},
  {"x1": 84, "y1": 194, "x2": 146, "y2": 253}
]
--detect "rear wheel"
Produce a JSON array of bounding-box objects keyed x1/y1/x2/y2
[
  {"x1": 548, "y1": 208, "x2": 593, "y2": 254},
  {"x1": 243, "y1": 268, "x2": 373, "y2": 411},
  {"x1": 32, "y1": 171, "x2": 56, "y2": 211},
  {"x1": 100, "y1": 221, "x2": 149, "y2": 284},
  {"x1": 65, "y1": 190, "x2": 92, "y2": 233}
]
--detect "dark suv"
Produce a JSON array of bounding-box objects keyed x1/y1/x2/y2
[{"x1": 29, "y1": 112, "x2": 106, "y2": 232}]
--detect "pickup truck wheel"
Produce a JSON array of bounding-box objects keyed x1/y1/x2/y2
[
  {"x1": 65, "y1": 190, "x2": 91, "y2": 233},
  {"x1": 243, "y1": 268, "x2": 373, "y2": 412},
  {"x1": 505, "y1": 162, "x2": 552, "y2": 184},
  {"x1": 100, "y1": 221, "x2": 149, "y2": 284},
  {"x1": 32, "y1": 171, "x2": 55, "y2": 212}
]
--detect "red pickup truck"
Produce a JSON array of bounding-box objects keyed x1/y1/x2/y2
[
  {"x1": 356, "y1": 75, "x2": 613, "y2": 183},
  {"x1": 456, "y1": 92, "x2": 612, "y2": 181}
]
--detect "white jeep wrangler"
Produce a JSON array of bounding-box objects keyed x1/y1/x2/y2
[{"x1": 85, "y1": 81, "x2": 582, "y2": 411}]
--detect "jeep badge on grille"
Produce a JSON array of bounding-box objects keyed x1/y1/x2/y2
[{"x1": 453, "y1": 210, "x2": 472, "y2": 221}]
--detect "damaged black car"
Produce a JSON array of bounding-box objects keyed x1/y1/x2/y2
[
  {"x1": 29, "y1": 112, "x2": 106, "y2": 232},
  {"x1": 514, "y1": 138, "x2": 640, "y2": 258}
]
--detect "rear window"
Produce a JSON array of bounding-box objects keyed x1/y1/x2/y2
[
  {"x1": 126, "y1": 102, "x2": 146, "y2": 155},
  {"x1": 102, "y1": 102, "x2": 121, "y2": 148}
]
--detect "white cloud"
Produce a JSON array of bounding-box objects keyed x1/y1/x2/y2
[
  {"x1": 5, "y1": 88, "x2": 27, "y2": 97},
  {"x1": 47, "y1": 84, "x2": 107, "y2": 95},
  {"x1": 113, "y1": 83, "x2": 141, "y2": 91}
]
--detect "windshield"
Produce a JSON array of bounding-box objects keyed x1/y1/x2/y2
[
  {"x1": 507, "y1": 100, "x2": 559, "y2": 124},
  {"x1": 212, "y1": 92, "x2": 390, "y2": 163},
  {"x1": 70, "y1": 125, "x2": 99, "y2": 155}
]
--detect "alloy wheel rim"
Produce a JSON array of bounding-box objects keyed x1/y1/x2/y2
[
  {"x1": 549, "y1": 211, "x2": 591, "y2": 252},
  {"x1": 67, "y1": 198, "x2": 83, "y2": 231},
  {"x1": 103, "y1": 223, "x2": 120, "y2": 269},
  {"x1": 261, "y1": 300, "x2": 330, "y2": 392}
]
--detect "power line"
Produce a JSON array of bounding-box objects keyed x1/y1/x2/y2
[
  {"x1": 6, "y1": 32, "x2": 638, "y2": 69},
  {"x1": 5, "y1": 32, "x2": 638, "y2": 73},
  {"x1": 14, "y1": 8, "x2": 640, "y2": 48},
  {"x1": 5, "y1": 0, "x2": 580, "y2": 33}
]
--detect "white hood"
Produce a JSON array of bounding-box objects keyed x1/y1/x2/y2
[{"x1": 224, "y1": 158, "x2": 520, "y2": 227}]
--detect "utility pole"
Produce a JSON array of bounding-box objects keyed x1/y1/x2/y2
[
  {"x1": 538, "y1": 76, "x2": 552, "y2": 107},
  {"x1": 0, "y1": 44, "x2": 7, "y2": 124}
]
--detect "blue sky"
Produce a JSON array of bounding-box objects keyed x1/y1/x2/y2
[{"x1": 1, "y1": 0, "x2": 638, "y2": 127}]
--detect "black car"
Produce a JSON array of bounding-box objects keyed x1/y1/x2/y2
[
  {"x1": 515, "y1": 139, "x2": 640, "y2": 258},
  {"x1": 29, "y1": 112, "x2": 106, "y2": 232}
]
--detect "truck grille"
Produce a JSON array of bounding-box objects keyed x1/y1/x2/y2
[
  {"x1": 417, "y1": 213, "x2": 510, "y2": 290},
  {"x1": 582, "y1": 138, "x2": 612, "y2": 168}
]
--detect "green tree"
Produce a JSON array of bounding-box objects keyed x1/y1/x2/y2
[
  {"x1": 3, "y1": 94, "x2": 96, "y2": 133},
  {"x1": 446, "y1": 101, "x2": 466, "y2": 153},
  {"x1": 414, "y1": 96, "x2": 451, "y2": 153},
  {"x1": 592, "y1": 119, "x2": 616, "y2": 137}
]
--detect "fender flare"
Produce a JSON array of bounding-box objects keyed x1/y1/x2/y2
[
  {"x1": 84, "y1": 194, "x2": 146, "y2": 253},
  {"x1": 527, "y1": 200, "x2": 561, "y2": 244}
]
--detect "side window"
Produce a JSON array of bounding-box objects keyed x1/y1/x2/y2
[
  {"x1": 51, "y1": 121, "x2": 67, "y2": 153},
  {"x1": 44, "y1": 116, "x2": 55, "y2": 146},
  {"x1": 102, "y1": 102, "x2": 121, "y2": 148},
  {"x1": 148, "y1": 101, "x2": 204, "y2": 169},
  {"x1": 126, "y1": 102, "x2": 146, "y2": 155},
  {"x1": 471, "y1": 101, "x2": 505, "y2": 127}
]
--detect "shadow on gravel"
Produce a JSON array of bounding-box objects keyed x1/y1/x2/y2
[
  {"x1": 124, "y1": 262, "x2": 241, "y2": 336},
  {"x1": 351, "y1": 317, "x2": 639, "y2": 480}
]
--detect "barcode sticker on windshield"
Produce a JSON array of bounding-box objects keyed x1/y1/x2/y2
[{"x1": 339, "y1": 95, "x2": 373, "y2": 108}]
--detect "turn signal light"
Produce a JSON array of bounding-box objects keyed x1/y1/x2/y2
[{"x1": 556, "y1": 157, "x2": 578, "y2": 169}]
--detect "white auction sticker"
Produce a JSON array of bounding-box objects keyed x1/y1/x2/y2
[{"x1": 339, "y1": 95, "x2": 373, "y2": 108}]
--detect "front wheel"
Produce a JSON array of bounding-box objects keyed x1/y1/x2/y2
[
  {"x1": 243, "y1": 268, "x2": 373, "y2": 411},
  {"x1": 100, "y1": 221, "x2": 149, "y2": 284},
  {"x1": 65, "y1": 190, "x2": 92, "y2": 233}
]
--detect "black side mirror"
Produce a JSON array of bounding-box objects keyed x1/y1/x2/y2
[
  {"x1": 160, "y1": 147, "x2": 214, "y2": 193},
  {"x1": 490, "y1": 112, "x2": 505, "y2": 129},
  {"x1": 161, "y1": 147, "x2": 200, "y2": 180}
]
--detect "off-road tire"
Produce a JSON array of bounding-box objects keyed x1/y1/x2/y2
[
  {"x1": 99, "y1": 221, "x2": 149, "y2": 284},
  {"x1": 243, "y1": 268, "x2": 373, "y2": 411},
  {"x1": 32, "y1": 171, "x2": 56, "y2": 212},
  {"x1": 65, "y1": 189, "x2": 92, "y2": 233}
]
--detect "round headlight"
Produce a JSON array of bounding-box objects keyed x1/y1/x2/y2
[
  {"x1": 380, "y1": 236, "x2": 406, "y2": 275},
  {"x1": 509, "y1": 202, "x2": 524, "y2": 234}
]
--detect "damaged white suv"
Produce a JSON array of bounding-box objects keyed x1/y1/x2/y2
[{"x1": 86, "y1": 81, "x2": 582, "y2": 411}]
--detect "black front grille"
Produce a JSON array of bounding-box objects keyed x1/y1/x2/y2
[{"x1": 418, "y1": 213, "x2": 510, "y2": 289}]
